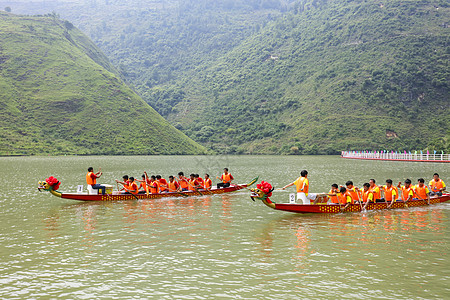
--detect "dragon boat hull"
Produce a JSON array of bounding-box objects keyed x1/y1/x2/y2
[
  {"x1": 265, "y1": 194, "x2": 450, "y2": 214},
  {"x1": 47, "y1": 184, "x2": 248, "y2": 201}
]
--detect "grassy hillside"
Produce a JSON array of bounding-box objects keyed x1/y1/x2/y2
[
  {"x1": 0, "y1": 12, "x2": 206, "y2": 155},
  {"x1": 3, "y1": 0, "x2": 448, "y2": 154}
]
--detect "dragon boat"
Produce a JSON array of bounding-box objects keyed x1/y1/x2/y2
[
  {"x1": 38, "y1": 176, "x2": 258, "y2": 201},
  {"x1": 250, "y1": 181, "x2": 450, "y2": 214}
]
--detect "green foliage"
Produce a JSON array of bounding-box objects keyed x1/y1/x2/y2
[
  {"x1": 0, "y1": 12, "x2": 206, "y2": 155},
  {"x1": 5, "y1": 0, "x2": 449, "y2": 154}
]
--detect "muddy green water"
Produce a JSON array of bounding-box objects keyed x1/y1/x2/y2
[{"x1": 0, "y1": 155, "x2": 449, "y2": 299}]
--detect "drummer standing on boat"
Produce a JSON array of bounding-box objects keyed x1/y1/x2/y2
[
  {"x1": 282, "y1": 170, "x2": 316, "y2": 204},
  {"x1": 86, "y1": 167, "x2": 106, "y2": 195}
]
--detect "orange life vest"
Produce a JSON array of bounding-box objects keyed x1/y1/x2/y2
[
  {"x1": 168, "y1": 181, "x2": 179, "y2": 192},
  {"x1": 179, "y1": 178, "x2": 189, "y2": 190},
  {"x1": 294, "y1": 177, "x2": 309, "y2": 194},
  {"x1": 159, "y1": 179, "x2": 168, "y2": 192},
  {"x1": 129, "y1": 182, "x2": 138, "y2": 194},
  {"x1": 362, "y1": 190, "x2": 373, "y2": 203},
  {"x1": 414, "y1": 185, "x2": 429, "y2": 199},
  {"x1": 86, "y1": 172, "x2": 96, "y2": 185},
  {"x1": 400, "y1": 186, "x2": 413, "y2": 201},
  {"x1": 382, "y1": 186, "x2": 398, "y2": 202},
  {"x1": 338, "y1": 191, "x2": 353, "y2": 205},
  {"x1": 150, "y1": 181, "x2": 160, "y2": 194},
  {"x1": 347, "y1": 187, "x2": 360, "y2": 201},
  {"x1": 370, "y1": 185, "x2": 381, "y2": 200},
  {"x1": 328, "y1": 189, "x2": 339, "y2": 204},
  {"x1": 222, "y1": 173, "x2": 232, "y2": 184},
  {"x1": 204, "y1": 178, "x2": 212, "y2": 189},
  {"x1": 188, "y1": 179, "x2": 199, "y2": 191},
  {"x1": 429, "y1": 179, "x2": 445, "y2": 192}
]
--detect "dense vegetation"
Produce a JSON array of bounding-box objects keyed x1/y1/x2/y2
[
  {"x1": 3, "y1": 0, "x2": 450, "y2": 154},
  {"x1": 0, "y1": 12, "x2": 206, "y2": 155}
]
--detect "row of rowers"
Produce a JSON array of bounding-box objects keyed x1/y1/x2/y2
[
  {"x1": 281, "y1": 170, "x2": 446, "y2": 210},
  {"x1": 114, "y1": 168, "x2": 235, "y2": 195}
]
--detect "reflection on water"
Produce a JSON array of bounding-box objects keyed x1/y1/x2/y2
[{"x1": 0, "y1": 155, "x2": 449, "y2": 299}]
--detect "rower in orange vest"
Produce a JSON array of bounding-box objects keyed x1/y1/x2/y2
[
  {"x1": 362, "y1": 183, "x2": 374, "y2": 210},
  {"x1": 413, "y1": 178, "x2": 430, "y2": 204},
  {"x1": 116, "y1": 176, "x2": 138, "y2": 194},
  {"x1": 380, "y1": 179, "x2": 398, "y2": 205},
  {"x1": 178, "y1": 172, "x2": 189, "y2": 191},
  {"x1": 167, "y1": 176, "x2": 181, "y2": 192},
  {"x1": 429, "y1": 173, "x2": 446, "y2": 195},
  {"x1": 116, "y1": 175, "x2": 130, "y2": 193},
  {"x1": 204, "y1": 174, "x2": 213, "y2": 190},
  {"x1": 195, "y1": 174, "x2": 204, "y2": 188},
  {"x1": 337, "y1": 186, "x2": 353, "y2": 211},
  {"x1": 345, "y1": 181, "x2": 361, "y2": 203},
  {"x1": 217, "y1": 168, "x2": 234, "y2": 188},
  {"x1": 328, "y1": 184, "x2": 339, "y2": 204},
  {"x1": 148, "y1": 175, "x2": 160, "y2": 194},
  {"x1": 188, "y1": 174, "x2": 201, "y2": 191},
  {"x1": 369, "y1": 179, "x2": 381, "y2": 202},
  {"x1": 156, "y1": 175, "x2": 168, "y2": 192},
  {"x1": 397, "y1": 179, "x2": 414, "y2": 205}
]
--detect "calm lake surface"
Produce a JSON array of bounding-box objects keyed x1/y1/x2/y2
[{"x1": 0, "y1": 155, "x2": 449, "y2": 299}]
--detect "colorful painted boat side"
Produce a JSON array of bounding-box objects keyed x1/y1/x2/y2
[
  {"x1": 39, "y1": 184, "x2": 248, "y2": 201},
  {"x1": 260, "y1": 194, "x2": 450, "y2": 214}
]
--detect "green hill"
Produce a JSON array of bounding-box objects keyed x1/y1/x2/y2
[
  {"x1": 0, "y1": 12, "x2": 206, "y2": 155},
  {"x1": 3, "y1": 0, "x2": 448, "y2": 154}
]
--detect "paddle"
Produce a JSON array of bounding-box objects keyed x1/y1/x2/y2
[
  {"x1": 183, "y1": 176, "x2": 203, "y2": 196},
  {"x1": 144, "y1": 172, "x2": 150, "y2": 197}
]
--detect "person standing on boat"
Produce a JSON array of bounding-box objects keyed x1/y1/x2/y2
[
  {"x1": 413, "y1": 178, "x2": 430, "y2": 204},
  {"x1": 429, "y1": 173, "x2": 446, "y2": 195},
  {"x1": 86, "y1": 167, "x2": 106, "y2": 195},
  {"x1": 204, "y1": 174, "x2": 213, "y2": 190},
  {"x1": 369, "y1": 179, "x2": 382, "y2": 202},
  {"x1": 217, "y1": 168, "x2": 234, "y2": 188},
  {"x1": 282, "y1": 170, "x2": 316, "y2": 204}
]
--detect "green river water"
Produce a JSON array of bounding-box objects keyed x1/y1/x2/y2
[{"x1": 0, "y1": 155, "x2": 448, "y2": 299}]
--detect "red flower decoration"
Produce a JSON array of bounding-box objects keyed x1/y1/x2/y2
[
  {"x1": 257, "y1": 181, "x2": 273, "y2": 197},
  {"x1": 46, "y1": 176, "x2": 60, "y2": 191}
]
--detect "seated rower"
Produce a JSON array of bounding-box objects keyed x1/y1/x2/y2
[
  {"x1": 369, "y1": 179, "x2": 382, "y2": 203},
  {"x1": 337, "y1": 186, "x2": 353, "y2": 211},
  {"x1": 195, "y1": 174, "x2": 204, "y2": 188},
  {"x1": 362, "y1": 183, "x2": 374, "y2": 210},
  {"x1": 381, "y1": 179, "x2": 398, "y2": 207},
  {"x1": 117, "y1": 175, "x2": 130, "y2": 192},
  {"x1": 136, "y1": 174, "x2": 149, "y2": 193},
  {"x1": 148, "y1": 175, "x2": 160, "y2": 194},
  {"x1": 116, "y1": 176, "x2": 138, "y2": 194},
  {"x1": 328, "y1": 184, "x2": 339, "y2": 204},
  {"x1": 397, "y1": 179, "x2": 414, "y2": 204},
  {"x1": 345, "y1": 181, "x2": 361, "y2": 203},
  {"x1": 217, "y1": 168, "x2": 234, "y2": 188},
  {"x1": 156, "y1": 175, "x2": 168, "y2": 193},
  {"x1": 188, "y1": 173, "x2": 201, "y2": 191},
  {"x1": 204, "y1": 174, "x2": 213, "y2": 190},
  {"x1": 167, "y1": 176, "x2": 181, "y2": 192},
  {"x1": 178, "y1": 172, "x2": 189, "y2": 191},
  {"x1": 429, "y1": 173, "x2": 446, "y2": 196},
  {"x1": 413, "y1": 178, "x2": 430, "y2": 204}
]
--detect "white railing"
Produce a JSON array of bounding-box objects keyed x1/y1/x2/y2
[{"x1": 341, "y1": 151, "x2": 450, "y2": 162}]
